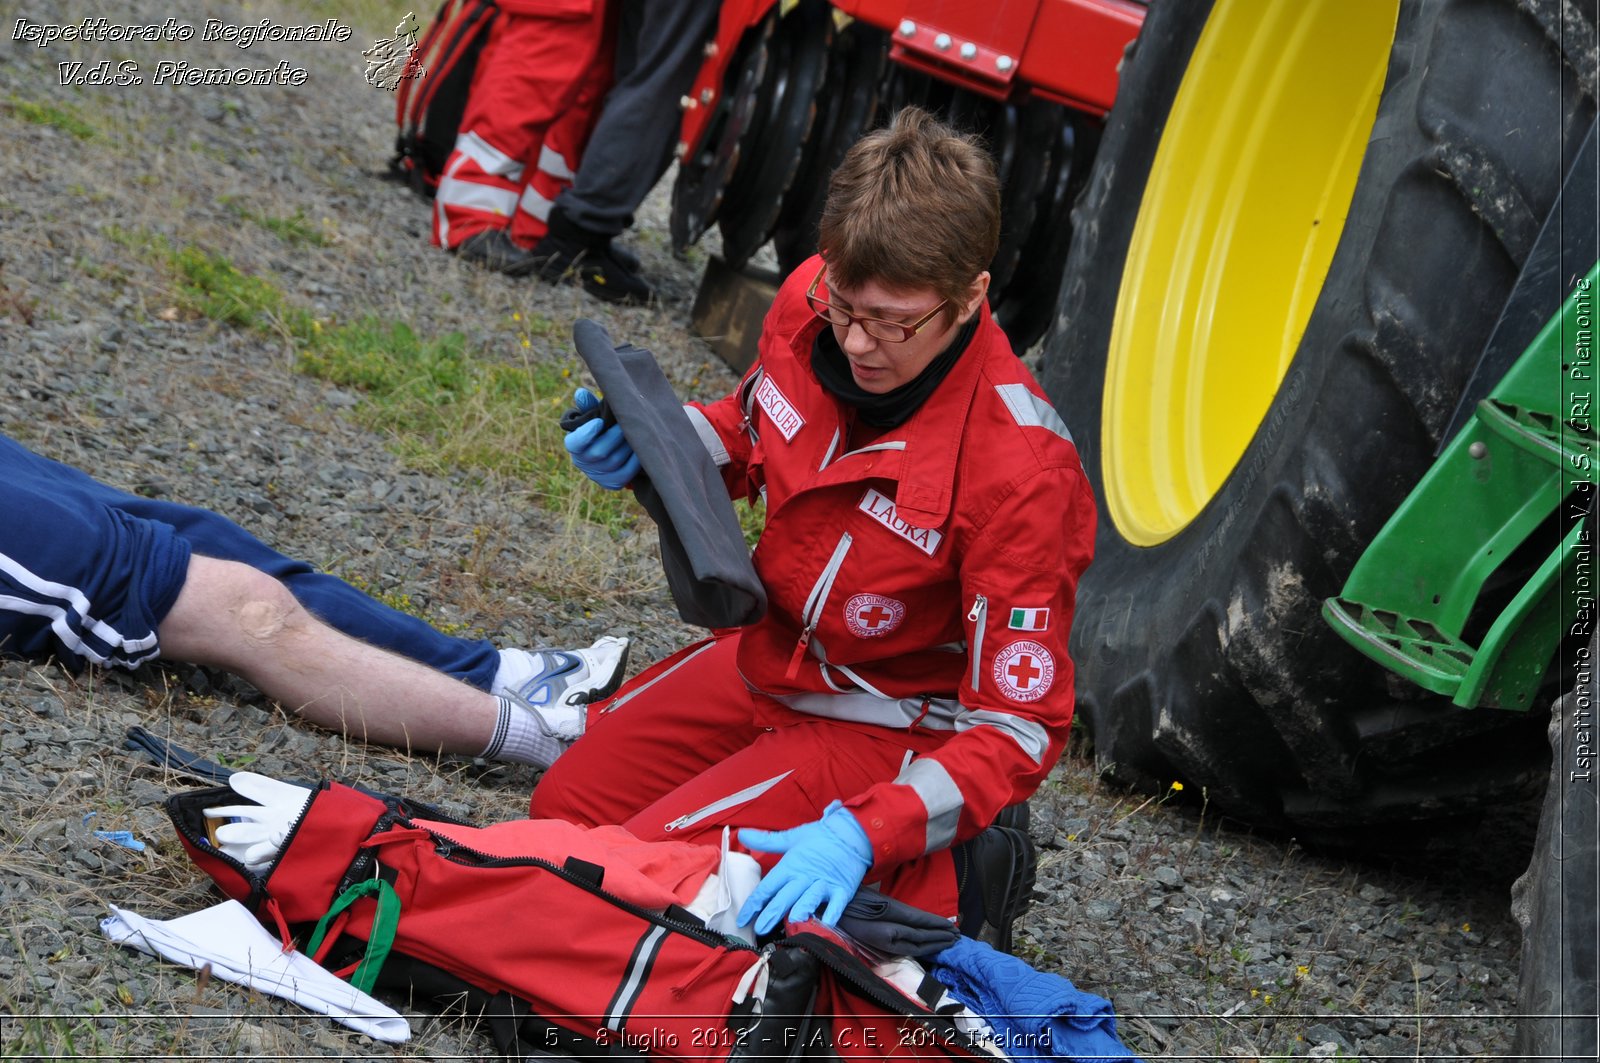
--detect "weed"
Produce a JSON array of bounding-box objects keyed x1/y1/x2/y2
[
  {"x1": 0, "y1": 264, "x2": 39, "y2": 325},
  {"x1": 220, "y1": 199, "x2": 332, "y2": 247},
  {"x1": 5, "y1": 95, "x2": 96, "y2": 140},
  {"x1": 168, "y1": 245, "x2": 291, "y2": 329},
  {"x1": 734, "y1": 496, "x2": 766, "y2": 548},
  {"x1": 298, "y1": 318, "x2": 640, "y2": 529}
]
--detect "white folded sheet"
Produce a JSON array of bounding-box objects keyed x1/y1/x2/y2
[{"x1": 101, "y1": 899, "x2": 410, "y2": 1043}]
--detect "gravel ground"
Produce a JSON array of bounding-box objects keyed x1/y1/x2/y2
[{"x1": 0, "y1": 3, "x2": 1544, "y2": 1059}]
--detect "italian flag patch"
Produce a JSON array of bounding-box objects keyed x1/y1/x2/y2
[{"x1": 1008, "y1": 607, "x2": 1050, "y2": 631}]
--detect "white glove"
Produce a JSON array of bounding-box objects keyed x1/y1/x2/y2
[{"x1": 202, "y1": 772, "x2": 313, "y2": 871}]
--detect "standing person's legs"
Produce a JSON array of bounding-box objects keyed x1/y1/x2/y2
[
  {"x1": 508, "y1": 17, "x2": 615, "y2": 247},
  {"x1": 550, "y1": 0, "x2": 721, "y2": 239},
  {"x1": 433, "y1": 9, "x2": 606, "y2": 250}
]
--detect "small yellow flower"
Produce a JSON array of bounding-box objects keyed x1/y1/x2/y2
[
  {"x1": 512, "y1": 312, "x2": 522, "y2": 321},
  {"x1": 562, "y1": 368, "x2": 571, "y2": 378},
  {"x1": 1462, "y1": 923, "x2": 1471, "y2": 933},
  {"x1": 1296, "y1": 965, "x2": 1309, "y2": 977},
  {"x1": 1065, "y1": 833, "x2": 1078, "y2": 842},
  {"x1": 1250, "y1": 988, "x2": 1260, "y2": 998},
  {"x1": 521, "y1": 338, "x2": 531, "y2": 348},
  {"x1": 1169, "y1": 781, "x2": 1184, "y2": 792},
  {"x1": 1263, "y1": 994, "x2": 1274, "y2": 1005}
]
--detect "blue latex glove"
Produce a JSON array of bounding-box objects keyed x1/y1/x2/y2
[
  {"x1": 564, "y1": 387, "x2": 640, "y2": 490},
  {"x1": 737, "y1": 801, "x2": 873, "y2": 935}
]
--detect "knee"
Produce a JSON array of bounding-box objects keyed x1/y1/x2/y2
[
  {"x1": 159, "y1": 555, "x2": 315, "y2": 670},
  {"x1": 228, "y1": 569, "x2": 309, "y2": 647}
]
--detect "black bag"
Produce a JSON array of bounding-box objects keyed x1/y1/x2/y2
[{"x1": 390, "y1": 0, "x2": 499, "y2": 196}]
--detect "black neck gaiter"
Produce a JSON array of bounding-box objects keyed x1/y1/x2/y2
[{"x1": 810, "y1": 315, "x2": 979, "y2": 428}]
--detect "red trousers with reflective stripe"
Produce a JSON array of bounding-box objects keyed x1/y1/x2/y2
[
  {"x1": 530, "y1": 632, "x2": 960, "y2": 919},
  {"x1": 431, "y1": 8, "x2": 610, "y2": 249}
]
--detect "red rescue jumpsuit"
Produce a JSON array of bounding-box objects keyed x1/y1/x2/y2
[
  {"x1": 431, "y1": 0, "x2": 611, "y2": 250},
  {"x1": 533, "y1": 257, "x2": 1097, "y2": 918}
]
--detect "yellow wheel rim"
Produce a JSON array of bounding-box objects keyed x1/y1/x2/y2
[{"x1": 1103, "y1": 0, "x2": 1400, "y2": 546}]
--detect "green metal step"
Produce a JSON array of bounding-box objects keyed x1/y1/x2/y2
[
  {"x1": 1321, "y1": 262, "x2": 1597, "y2": 711},
  {"x1": 1477, "y1": 398, "x2": 1595, "y2": 468}
]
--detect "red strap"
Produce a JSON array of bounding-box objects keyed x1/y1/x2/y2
[
  {"x1": 309, "y1": 910, "x2": 351, "y2": 965},
  {"x1": 263, "y1": 897, "x2": 294, "y2": 953},
  {"x1": 361, "y1": 827, "x2": 433, "y2": 849}
]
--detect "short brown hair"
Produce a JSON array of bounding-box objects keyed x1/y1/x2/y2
[{"x1": 817, "y1": 106, "x2": 1000, "y2": 318}]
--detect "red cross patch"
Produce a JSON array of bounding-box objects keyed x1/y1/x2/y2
[
  {"x1": 992, "y1": 640, "x2": 1055, "y2": 702},
  {"x1": 844, "y1": 593, "x2": 905, "y2": 638}
]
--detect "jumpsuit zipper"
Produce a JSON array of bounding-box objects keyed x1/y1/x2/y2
[
  {"x1": 967, "y1": 594, "x2": 989, "y2": 693},
  {"x1": 786, "y1": 532, "x2": 852, "y2": 679},
  {"x1": 662, "y1": 770, "x2": 794, "y2": 833}
]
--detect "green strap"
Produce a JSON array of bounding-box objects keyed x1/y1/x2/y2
[{"x1": 306, "y1": 877, "x2": 401, "y2": 995}]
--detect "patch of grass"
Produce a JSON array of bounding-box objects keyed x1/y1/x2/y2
[
  {"x1": 298, "y1": 318, "x2": 639, "y2": 528},
  {"x1": 735, "y1": 497, "x2": 765, "y2": 548},
  {"x1": 115, "y1": 230, "x2": 307, "y2": 334},
  {"x1": 5, "y1": 95, "x2": 96, "y2": 140},
  {"x1": 167, "y1": 245, "x2": 298, "y2": 330},
  {"x1": 136, "y1": 234, "x2": 639, "y2": 543},
  {"x1": 220, "y1": 199, "x2": 331, "y2": 248}
]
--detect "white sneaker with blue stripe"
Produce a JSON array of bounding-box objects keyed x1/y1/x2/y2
[{"x1": 491, "y1": 636, "x2": 631, "y2": 719}]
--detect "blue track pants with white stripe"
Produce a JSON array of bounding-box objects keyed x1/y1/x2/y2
[{"x1": 0, "y1": 433, "x2": 499, "y2": 687}]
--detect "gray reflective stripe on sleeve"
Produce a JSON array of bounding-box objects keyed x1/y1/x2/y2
[
  {"x1": 956, "y1": 708, "x2": 1050, "y2": 765},
  {"x1": 682, "y1": 405, "x2": 730, "y2": 466},
  {"x1": 896, "y1": 757, "x2": 963, "y2": 853},
  {"x1": 456, "y1": 130, "x2": 525, "y2": 180},
  {"x1": 994, "y1": 383, "x2": 1073, "y2": 443}
]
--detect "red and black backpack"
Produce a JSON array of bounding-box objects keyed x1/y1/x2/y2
[{"x1": 389, "y1": 0, "x2": 499, "y2": 196}]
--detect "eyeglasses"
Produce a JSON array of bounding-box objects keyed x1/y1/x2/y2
[{"x1": 805, "y1": 265, "x2": 949, "y2": 343}]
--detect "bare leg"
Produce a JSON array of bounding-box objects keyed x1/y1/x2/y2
[{"x1": 156, "y1": 555, "x2": 496, "y2": 755}]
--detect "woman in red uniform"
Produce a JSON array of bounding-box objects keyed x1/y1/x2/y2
[{"x1": 537, "y1": 107, "x2": 1096, "y2": 944}]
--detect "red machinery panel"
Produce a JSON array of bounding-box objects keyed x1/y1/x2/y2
[{"x1": 678, "y1": 0, "x2": 1143, "y2": 160}]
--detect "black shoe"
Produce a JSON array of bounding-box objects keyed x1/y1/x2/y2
[
  {"x1": 953, "y1": 824, "x2": 1037, "y2": 954},
  {"x1": 609, "y1": 241, "x2": 642, "y2": 273},
  {"x1": 531, "y1": 208, "x2": 654, "y2": 306},
  {"x1": 456, "y1": 228, "x2": 543, "y2": 276}
]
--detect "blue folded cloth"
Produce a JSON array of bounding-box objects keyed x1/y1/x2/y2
[{"x1": 930, "y1": 937, "x2": 1142, "y2": 1063}]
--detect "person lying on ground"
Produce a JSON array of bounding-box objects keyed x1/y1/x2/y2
[
  {"x1": 532, "y1": 107, "x2": 1096, "y2": 947},
  {"x1": 0, "y1": 432, "x2": 628, "y2": 767}
]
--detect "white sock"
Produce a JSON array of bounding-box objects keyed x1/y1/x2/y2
[{"x1": 479, "y1": 696, "x2": 580, "y2": 769}]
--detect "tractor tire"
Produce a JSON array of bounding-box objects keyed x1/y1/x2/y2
[
  {"x1": 1511, "y1": 634, "x2": 1599, "y2": 1063},
  {"x1": 1041, "y1": 0, "x2": 1598, "y2": 834}
]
